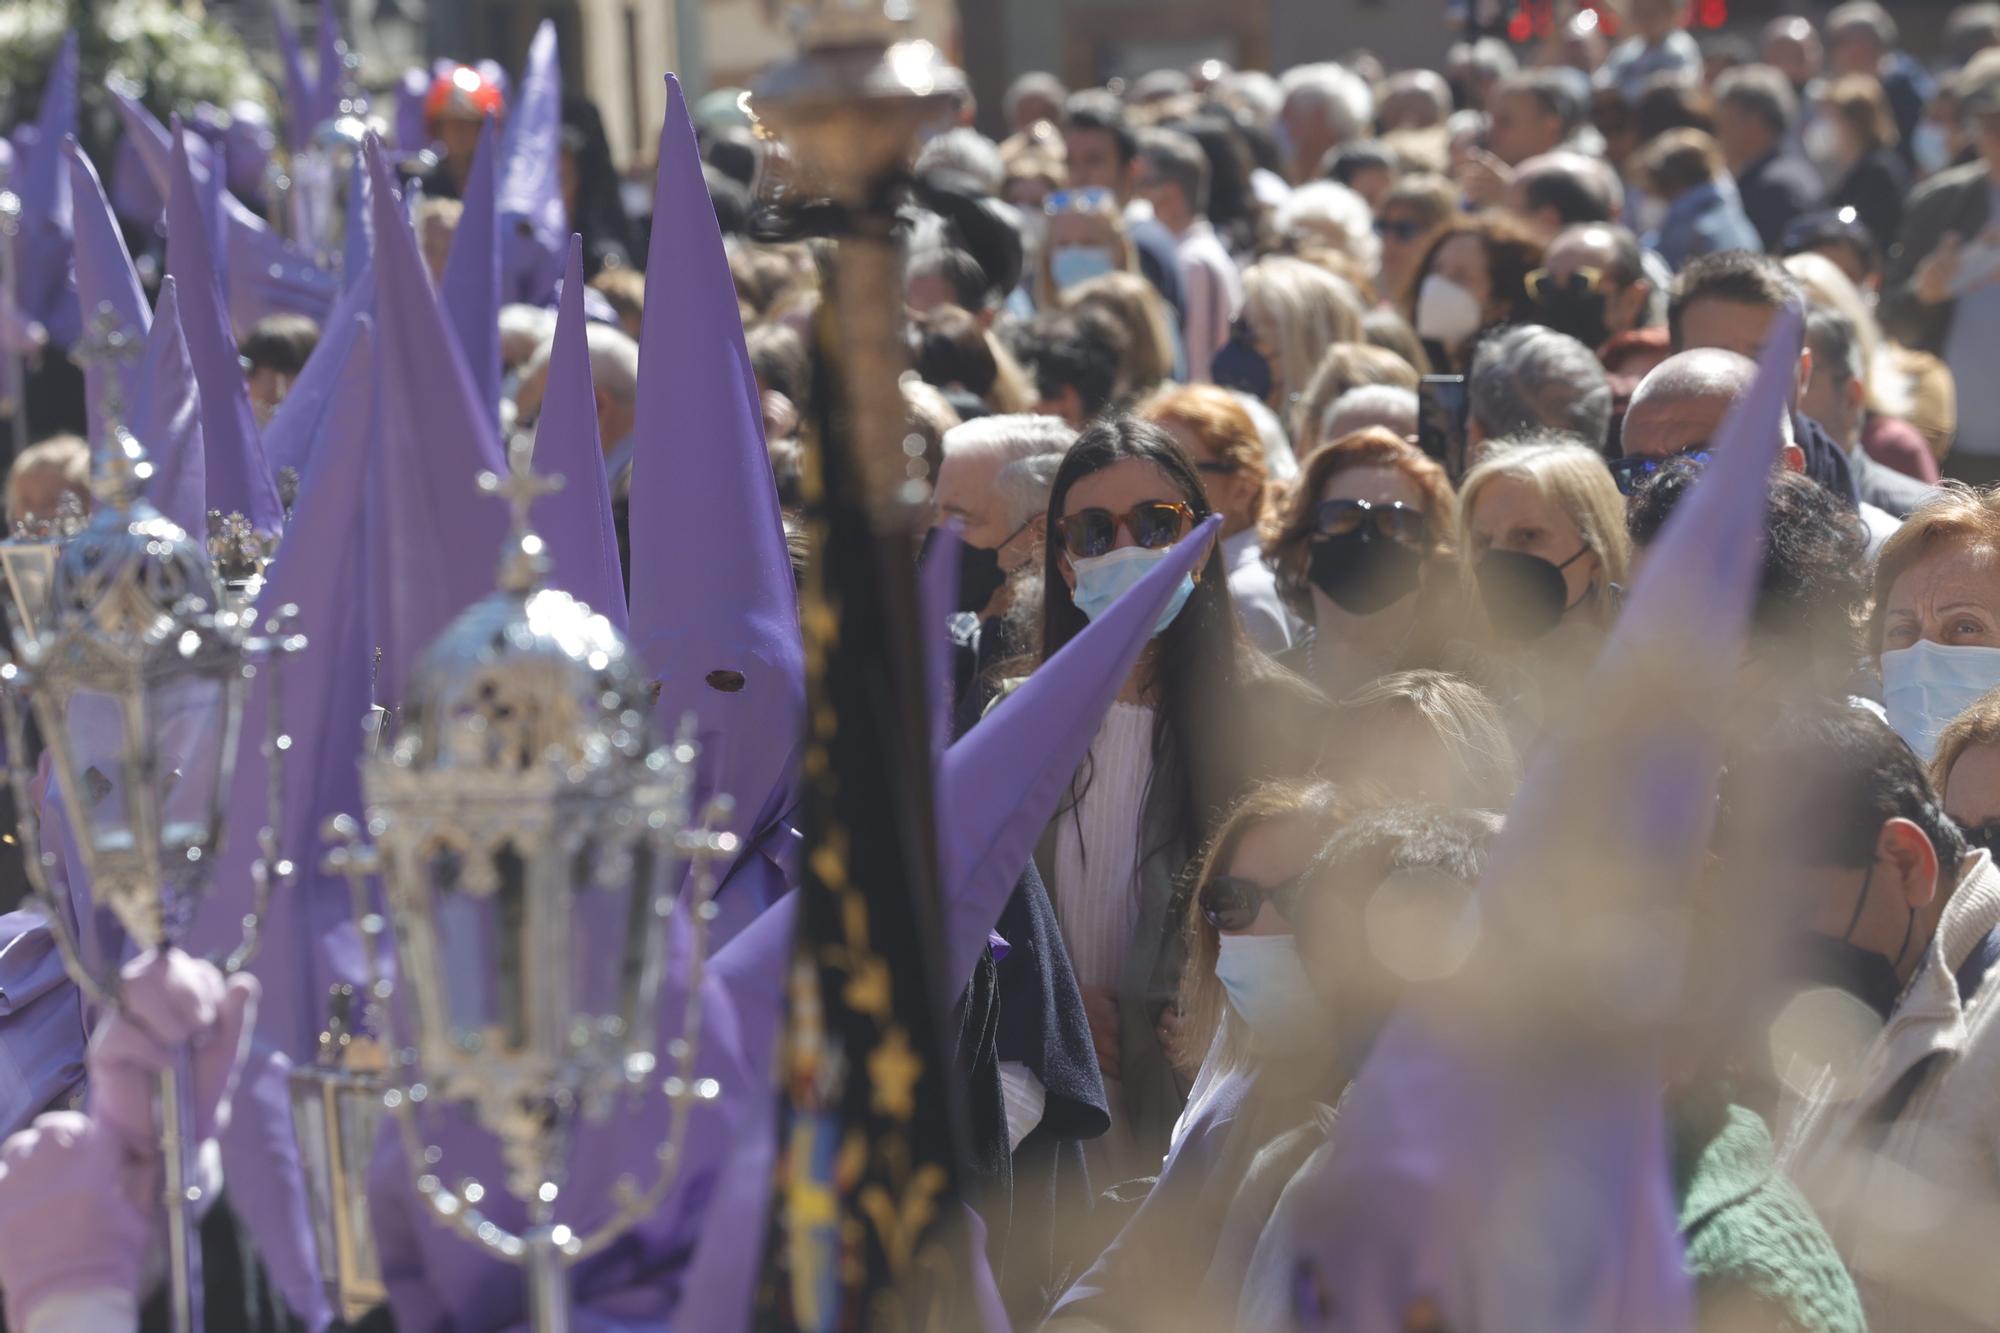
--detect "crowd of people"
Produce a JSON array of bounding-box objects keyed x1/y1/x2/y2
[{"x1": 12, "y1": 0, "x2": 2000, "y2": 1329}]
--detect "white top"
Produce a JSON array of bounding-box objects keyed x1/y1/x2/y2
[
  {"x1": 1174, "y1": 218, "x2": 1245, "y2": 385},
  {"x1": 1223, "y1": 527, "x2": 1294, "y2": 653},
  {"x1": 1048, "y1": 702, "x2": 1156, "y2": 992}
]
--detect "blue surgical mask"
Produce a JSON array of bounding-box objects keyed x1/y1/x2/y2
[
  {"x1": 1881, "y1": 639, "x2": 2000, "y2": 761},
  {"x1": 1913, "y1": 122, "x2": 1953, "y2": 176},
  {"x1": 1214, "y1": 933, "x2": 1321, "y2": 1052},
  {"x1": 1050, "y1": 244, "x2": 1116, "y2": 290},
  {"x1": 1070, "y1": 545, "x2": 1194, "y2": 636}
]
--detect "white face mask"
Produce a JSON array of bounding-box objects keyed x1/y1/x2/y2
[
  {"x1": 1415, "y1": 273, "x2": 1484, "y2": 349},
  {"x1": 1213, "y1": 933, "x2": 1321, "y2": 1052},
  {"x1": 1803, "y1": 116, "x2": 1849, "y2": 172},
  {"x1": 1881, "y1": 640, "x2": 2000, "y2": 761}
]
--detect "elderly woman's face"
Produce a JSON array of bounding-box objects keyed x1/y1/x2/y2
[{"x1": 1882, "y1": 543, "x2": 2000, "y2": 654}]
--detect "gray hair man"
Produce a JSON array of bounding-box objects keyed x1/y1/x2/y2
[
  {"x1": 1277, "y1": 63, "x2": 1374, "y2": 184},
  {"x1": 933, "y1": 414, "x2": 1075, "y2": 623},
  {"x1": 1467, "y1": 325, "x2": 1614, "y2": 457}
]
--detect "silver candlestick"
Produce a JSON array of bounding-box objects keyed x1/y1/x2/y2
[
  {"x1": 321, "y1": 445, "x2": 738, "y2": 1332},
  {"x1": 0, "y1": 306, "x2": 301, "y2": 1333}
]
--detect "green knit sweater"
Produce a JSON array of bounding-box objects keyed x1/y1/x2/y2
[{"x1": 1674, "y1": 1100, "x2": 1868, "y2": 1333}]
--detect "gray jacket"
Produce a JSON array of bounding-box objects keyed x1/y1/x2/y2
[{"x1": 1850, "y1": 446, "x2": 1934, "y2": 519}]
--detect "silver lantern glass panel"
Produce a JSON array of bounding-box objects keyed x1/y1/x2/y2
[
  {"x1": 19, "y1": 473, "x2": 248, "y2": 950},
  {"x1": 324, "y1": 457, "x2": 737, "y2": 1332}
]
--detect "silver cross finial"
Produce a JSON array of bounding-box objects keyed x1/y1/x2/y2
[{"x1": 476, "y1": 439, "x2": 564, "y2": 593}]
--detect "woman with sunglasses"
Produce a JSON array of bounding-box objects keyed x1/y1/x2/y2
[
  {"x1": 1454, "y1": 440, "x2": 1632, "y2": 739},
  {"x1": 1034, "y1": 417, "x2": 1324, "y2": 1184},
  {"x1": 1266, "y1": 427, "x2": 1460, "y2": 702},
  {"x1": 1044, "y1": 779, "x2": 1356, "y2": 1333}
]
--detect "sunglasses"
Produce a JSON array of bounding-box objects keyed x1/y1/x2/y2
[
  {"x1": 1193, "y1": 460, "x2": 1240, "y2": 476},
  {"x1": 1045, "y1": 186, "x2": 1116, "y2": 215},
  {"x1": 1373, "y1": 217, "x2": 1426, "y2": 242},
  {"x1": 1525, "y1": 265, "x2": 1607, "y2": 300},
  {"x1": 1199, "y1": 872, "x2": 1305, "y2": 932},
  {"x1": 1608, "y1": 445, "x2": 1713, "y2": 497},
  {"x1": 1311, "y1": 497, "x2": 1428, "y2": 546},
  {"x1": 1055, "y1": 499, "x2": 1195, "y2": 560}
]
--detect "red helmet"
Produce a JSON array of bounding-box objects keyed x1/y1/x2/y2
[{"x1": 424, "y1": 66, "x2": 505, "y2": 126}]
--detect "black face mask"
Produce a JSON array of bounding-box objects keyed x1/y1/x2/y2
[
  {"x1": 954, "y1": 542, "x2": 1007, "y2": 616},
  {"x1": 1787, "y1": 933, "x2": 1908, "y2": 1021},
  {"x1": 1785, "y1": 862, "x2": 1915, "y2": 1021},
  {"x1": 920, "y1": 522, "x2": 1025, "y2": 618},
  {"x1": 1212, "y1": 326, "x2": 1274, "y2": 405},
  {"x1": 1307, "y1": 529, "x2": 1423, "y2": 616},
  {"x1": 1476, "y1": 546, "x2": 1590, "y2": 642},
  {"x1": 1534, "y1": 289, "x2": 1612, "y2": 351}
]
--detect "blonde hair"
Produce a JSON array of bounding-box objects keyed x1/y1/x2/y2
[
  {"x1": 5, "y1": 434, "x2": 90, "y2": 530},
  {"x1": 1455, "y1": 439, "x2": 1632, "y2": 606},
  {"x1": 1293, "y1": 341, "x2": 1423, "y2": 447},
  {"x1": 1870, "y1": 484, "x2": 2000, "y2": 654},
  {"x1": 1932, "y1": 686, "x2": 2000, "y2": 797},
  {"x1": 1334, "y1": 669, "x2": 1522, "y2": 810},
  {"x1": 1063, "y1": 270, "x2": 1177, "y2": 398},
  {"x1": 1241, "y1": 257, "x2": 1365, "y2": 416}
]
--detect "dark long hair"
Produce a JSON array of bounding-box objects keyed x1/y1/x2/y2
[{"x1": 1040, "y1": 417, "x2": 1247, "y2": 852}]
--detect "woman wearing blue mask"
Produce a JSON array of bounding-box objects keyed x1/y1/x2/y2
[
  {"x1": 1033, "y1": 417, "x2": 1325, "y2": 1187},
  {"x1": 1045, "y1": 779, "x2": 1357, "y2": 1333},
  {"x1": 1873, "y1": 486, "x2": 2000, "y2": 761}
]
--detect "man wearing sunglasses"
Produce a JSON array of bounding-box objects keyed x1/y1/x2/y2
[{"x1": 1537, "y1": 223, "x2": 1657, "y2": 353}]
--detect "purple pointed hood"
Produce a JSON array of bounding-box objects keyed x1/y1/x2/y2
[
  {"x1": 63, "y1": 139, "x2": 149, "y2": 438},
  {"x1": 261, "y1": 263, "x2": 372, "y2": 482},
  {"x1": 132, "y1": 277, "x2": 209, "y2": 538},
  {"x1": 529, "y1": 235, "x2": 625, "y2": 628},
  {"x1": 112, "y1": 90, "x2": 338, "y2": 334},
  {"x1": 273, "y1": 1, "x2": 315, "y2": 153},
  {"x1": 191, "y1": 318, "x2": 383, "y2": 1333},
  {"x1": 627, "y1": 75, "x2": 804, "y2": 862},
  {"x1": 167, "y1": 126, "x2": 284, "y2": 532},
  {"x1": 1259, "y1": 316, "x2": 1804, "y2": 1333},
  {"x1": 313, "y1": 0, "x2": 348, "y2": 129},
  {"x1": 497, "y1": 20, "x2": 566, "y2": 306},
  {"x1": 191, "y1": 313, "x2": 377, "y2": 1056},
  {"x1": 363, "y1": 136, "x2": 509, "y2": 707},
  {"x1": 438, "y1": 116, "x2": 502, "y2": 422},
  {"x1": 13, "y1": 32, "x2": 78, "y2": 341}
]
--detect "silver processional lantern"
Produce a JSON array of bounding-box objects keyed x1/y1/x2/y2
[
  {"x1": 0, "y1": 307, "x2": 302, "y2": 1333},
  {"x1": 322, "y1": 448, "x2": 739, "y2": 1333}
]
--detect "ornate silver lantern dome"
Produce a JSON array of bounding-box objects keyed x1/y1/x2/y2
[{"x1": 327, "y1": 454, "x2": 735, "y2": 1332}]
